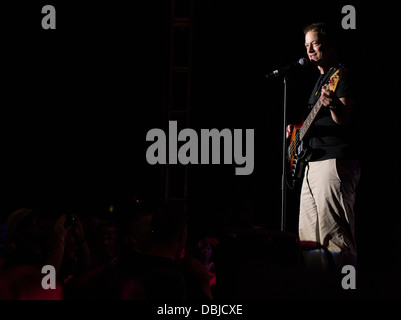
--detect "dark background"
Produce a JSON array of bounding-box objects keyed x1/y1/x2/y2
[{"x1": 1, "y1": 1, "x2": 400, "y2": 279}]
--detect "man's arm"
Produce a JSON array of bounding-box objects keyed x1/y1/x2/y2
[{"x1": 320, "y1": 86, "x2": 354, "y2": 125}]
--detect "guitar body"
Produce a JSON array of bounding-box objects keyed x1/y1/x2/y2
[{"x1": 288, "y1": 122, "x2": 312, "y2": 181}]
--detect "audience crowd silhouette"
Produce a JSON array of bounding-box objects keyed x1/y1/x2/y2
[
  {"x1": 0, "y1": 199, "x2": 400, "y2": 300},
  {"x1": 0, "y1": 200, "x2": 216, "y2": 300}
]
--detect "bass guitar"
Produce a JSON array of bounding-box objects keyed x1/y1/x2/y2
[{"x1": 287, "y1": 67, "x2": 342, "y2": 183}]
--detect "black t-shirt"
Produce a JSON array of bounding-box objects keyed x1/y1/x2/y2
[{"x1": 306, "y1": 65, "x2": 359, "y2": 161}]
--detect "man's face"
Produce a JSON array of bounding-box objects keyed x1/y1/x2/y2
[{"x1": 305, "y1": 31, "x2": 324, "y2": 65}]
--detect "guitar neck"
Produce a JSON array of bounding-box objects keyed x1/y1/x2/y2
[
  {"x1": 299, "y1": 99, "x2": 323, "y2": 141},
  {"x1": 298, "y1": 66, "x2": 341, "y2": 142}
]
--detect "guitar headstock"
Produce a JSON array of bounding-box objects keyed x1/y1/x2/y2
[{"x1": 328, "y1": 67, "x2": 343, "y2": 92}]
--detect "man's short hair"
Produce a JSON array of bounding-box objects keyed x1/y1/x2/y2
[{"x1": 303, "y1": 22, "x2": 337, "y2": 45}]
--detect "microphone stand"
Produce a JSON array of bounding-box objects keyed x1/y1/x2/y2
[
  {"x1": 280, "y1": 76, "x2": 288, "y2": 232},
  {"x1": 267, "y1": 59, "x2": 307, "y2": 232}
]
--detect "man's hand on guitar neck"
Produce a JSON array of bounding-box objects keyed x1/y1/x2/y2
[
  {"x1": 320, "y1": 84, "x2": 354, "y2": 125},
  {"x1": 320, "y1": 84, "x2": 340, "y2": 109}
]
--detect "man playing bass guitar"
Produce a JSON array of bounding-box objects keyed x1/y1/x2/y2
[{"x1": 286, "y1": 23, "x2": 360, "y2": 270}]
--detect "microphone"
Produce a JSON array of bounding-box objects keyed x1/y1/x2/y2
[{"x1": 266, "y1": 57, "x2": 308, "y2": 79}]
